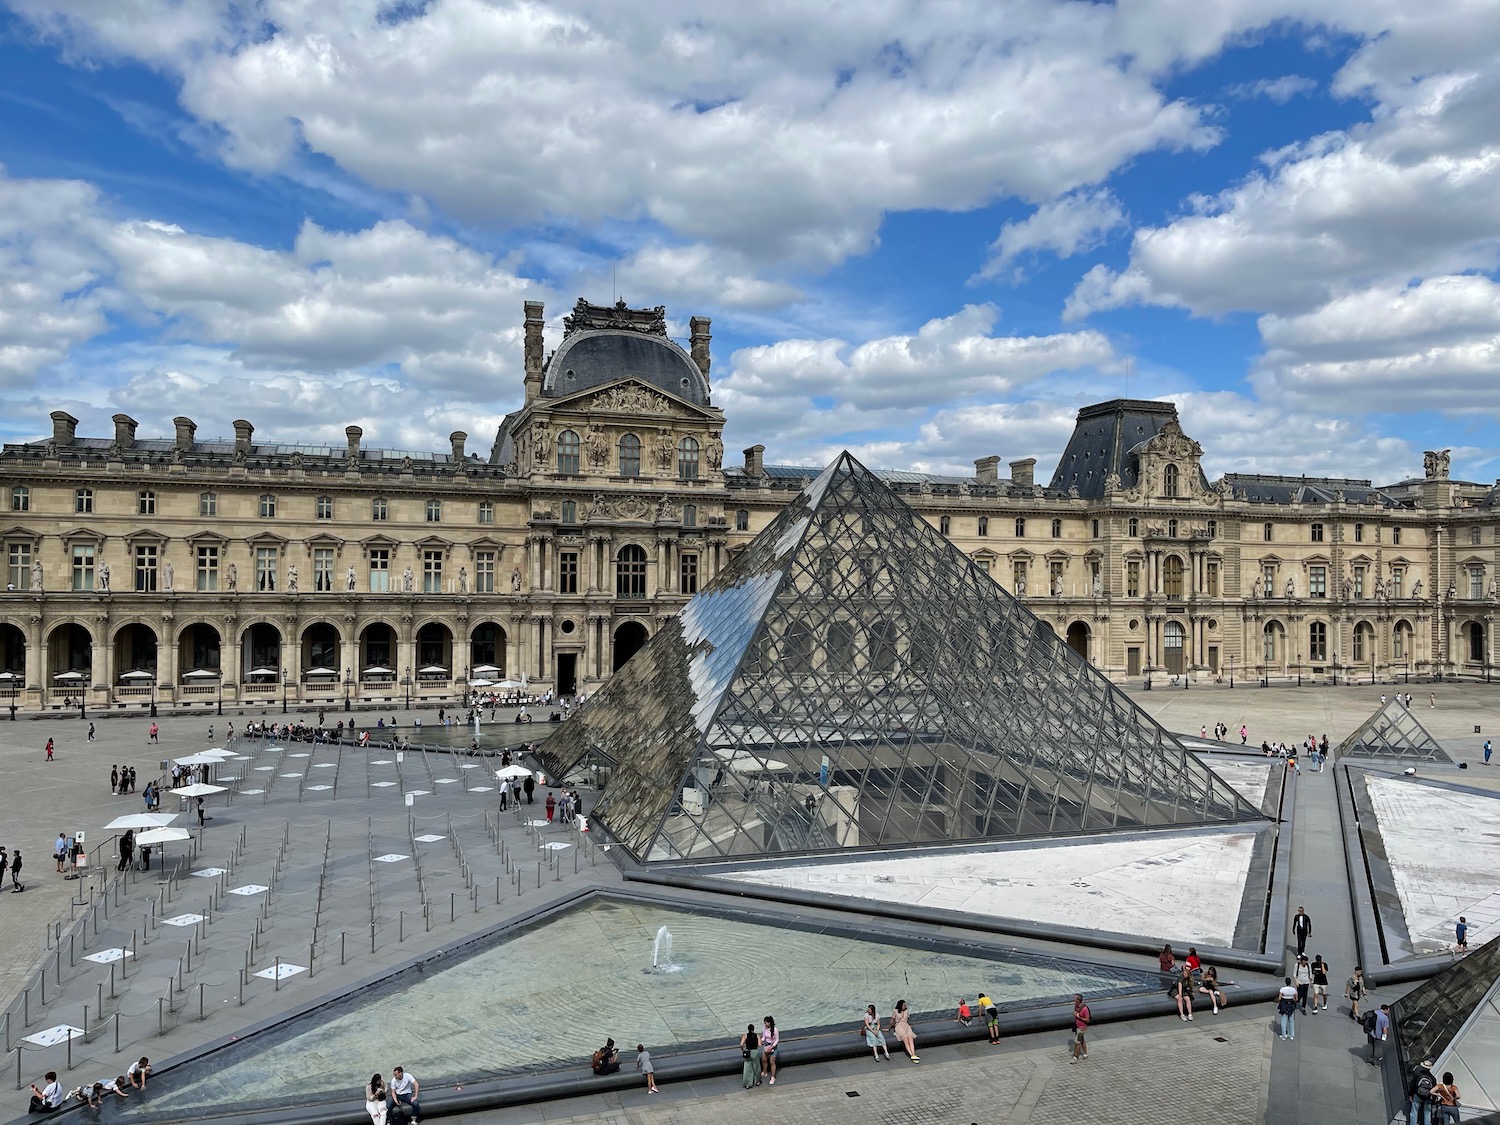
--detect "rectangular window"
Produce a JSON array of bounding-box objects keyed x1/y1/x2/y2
[
  {"x1": 134, "y1": 545, "x2": 158, "y2": 592},
  {"x1": 259, "y1": 494, "x2": 276, "y2": 518},
  {"x1": 1392, "y1": 527, "x2": 1402, "y2": 545},
  {"x1": 196, "y1": 546, "x2": 219, "y2": 592},
  {"x1": 1013, "y1": 560, "x2": 1028, "y2": 595},
  {"x1": 1015, "y1": 518, "x2": 1026, "y2": 538},
  {"x1": 1353, "y1": 566, "x2": 1365, "y2": 598},
  {"x1": 1471, "y1": 527, "x2": 1482, "y2": 546},
  {"x1": 682, "y1": 504, "x2": 698, "y2": 528},
  {"x1": 679, "y1": 553, "x2": 699, "y2": 595},
  {"x1": 1206, "y1": 561, "x2": 1219, "y2": 596},
  {"x1": 71, "y1": 544, "x2": 95, "y2": 591},
  {"x1": 1309, "y1": 622, "x2": 1327, "y2": 662},
  {"x1": 1049, "y1": 559, "x2": 1064, "y2": 593},
  {"x1": 199, "y1": 492, "x2": 217, "y2": 516},
  {"x1": 1090, "y1": 519, "x2": 1099, "y2": 538},
  {"x1": 735, "y1": 510, "x2": 749, "y2": 532},
  {"x1": 1263, "y1": 522, "x2": 1273, "y2": 542},
  {"x1": 1124, "y1": 560, "x2": 1140, "y2": 597},
  {"x1": 976, "y1": 557, "x2": 992, "y2": 576},
  {"x1": 76, "y1": 488, "x2": 93, "y2": 514},
  {"x1": 474, "y1": 550, "x2": 495, "y2": 594},
  {"x1": 371, "y1": 498, "x2": 388, "y2": 521},
  {"x1": 1051, "y1": 519, "x2": 1062, "y2": 538},
  {"x1": 316, "y1": 495, "x2": 333, "y2": 520},
  {"x1": 313, "y1": 548, "x2": 334, "y2": 592},
  {"x1": 1263, "y1": 563, "x2": 1277, "y2": 594},
  {"x1": 10, "y1": 486, "x2": 28, "y2": 512},
  {"x1": 1311, "y1": 523, "x2": 1324, "y2": 542},
  {"x1": 7, "y1": 543, "x2": 31, "y2": 590},
  {"x1": 368, "y1": 549, "x2": 389, "y2": 593},
  {"x1": 255, "y1": 547, "x2": 278, "y2": 591},
  {"x1": 1390, "y1": 567, "x2": 1404, "y2": 599},
  {"x1": 478, "y1": 501, "x2": 494, "y2": 525},
  {"x1": 1207, "y1": 519, "x2": 1217, "y2": 539},
  {"x1": 978, "y1": 517, "x2": 989, "y2": 537},
  {"x1": 558, "y1": 551, "x2": 578, "y2": 595},
  {"x1": 1309, "y1": 565, "x2": 1327, "y2": 598},
  {"x1": 422, "y1": 550, "x2": 443, "y2": 593},
  {"x1": 939, "y1": 515, "x2": 950, "y2": 535},
  {"x1": 1354, "y1": 523, "x2": 1364, "y2": 543},
  {"x1": 1128, "y1": 518, "x2": 1138, "y2": 537},
  {"x1": 138, "y1": 490, "x2": 156, "y2": 516},
  {"x1": 1471, "y1": 566, "x2": 1486, "y2": 599},
  {"x1": 426, "y1": 500, "x2": 442, "y2": 523}
]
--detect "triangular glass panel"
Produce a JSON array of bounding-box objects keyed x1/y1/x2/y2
[
  {"x1": 1337, "y1": 698, "x2": 1451, "y2": 763},
  {"x1": 540, "y1": 452, "x2": 1263, "y2": 863},
  {"x1": 1393, "y1": 933, "x2": 1500, "y2": 1091}
]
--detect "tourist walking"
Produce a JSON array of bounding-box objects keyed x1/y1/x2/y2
[
  {"x1": 1294, "y1": 955, "x2": 1312, "y2": 1014},
  {"x1": 1310, "y1": 955, "x2": 1330, "y2": 1012},
  {"x1": 1366, "y1": 1004, "x2": 1390, "y2": 1065},
  {"x1": 87, "y1": 721, "x2": 95, "y2": 742},
  {"x1": 1070, "y1": 994, "x2": 1090, "y2": 1063},
  {"x1": 1292, "y1": 906, "x2": 1312, "y2": 954},
  {"x1": 1240, "y1": 724, "x2": 1248, "y2": 745},
  {"x1": 128, "y1": 765, "x2": 136, "y2": 792},
  {"x1": 862, "y1": 1004, "x2": 890, "y2": 1060},
  {"x1": 111, "y1": 765, "x2": 120, "y2": 794},
  {"x1": 10, "y1": 848, "x2": 23, "y2": 891},
  {"x1": 1276, "y1": 977, "x2": 1298, "y2": 1040},
  {"x1": 523, "y1": 774, "x2": 535, "y2": 804},
  {"x1": 118, "y1": 830, "x2": 134, "y2": 872},
  {"x1": 1455, "y1": 917, "x2": 1468, "y2": 953},
  {"x1": 635, "y1": 1045, "x2": 658, "y2": 1093},
  {"x1": 45, "y1": 737, "x2": 54, "y2": 761},
  {"x1": 1346, "y1": 966, "x2": 1367, "y2": 1021},
  {"x1": 739, "y1": 1023, "x2": 761, "y2": 1088},
  {"x1": 149, "y1": 722, "x2": 158, "y2": 743},
  {"x1": 891, "y1": 1000, "x2": 918, "y2": 1061},
  {"x1": 760, "y1": 1016, "x2": 779, "y2": 1084},
  {"x1": 545, "y1": 792, "x2": 556, "y2": 822}
]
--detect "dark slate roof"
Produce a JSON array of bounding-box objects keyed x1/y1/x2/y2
[
  {"x1": 543, "y1": 330, "x2": 709, "y2": 405},
  {"x1": 1220, "y1": 474, "x2": 1398, "y2": 506},
  {"x1": 1048, "y1": 399, "x2": 1181, "y2": 499},
  {"x1": 725, "y1": 464, "x2": 1009, "y2": 495}
]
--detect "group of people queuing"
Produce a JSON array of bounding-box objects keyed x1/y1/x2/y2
[{"x1": 544, "y1": 789, "x2": 583, "y2": 825}]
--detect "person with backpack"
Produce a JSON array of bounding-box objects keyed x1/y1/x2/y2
[
  {"x1": 1407, "y1": 1057, "x2": 1437, "y2": 1125},
  {"x1": 1310, "y1": 955, "x2": 1330, "y2": 1013},
  {"x1": 1366, "y1": 1004, "x2": 1391, "y2": 1065}
]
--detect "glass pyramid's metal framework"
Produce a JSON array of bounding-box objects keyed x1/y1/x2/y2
[
  {"x1": 1336, "y1": 698, "x2": 1451, "y2": 763},
  {"x1": 1394, "y1": 934, "x2": 1500, "y2": 1099},
  {"x1": 541, "y1": 453, "x2": 1263, "y2": 864}
]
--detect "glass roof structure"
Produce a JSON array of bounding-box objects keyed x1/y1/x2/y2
[
  {"x1": 1394, "y1": 935, "x2": 1500, "y2": 1110},
  {"x1": 1337, "y1": 698, "x2": 1451, "y2": 763},
  {"x1": 540, "y1": 452, "x2": 1262, "y2": 864}
]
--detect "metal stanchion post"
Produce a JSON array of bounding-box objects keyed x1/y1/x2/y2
[{"x1": 274, "y1": 956, "x2": 282, "y2": 992}]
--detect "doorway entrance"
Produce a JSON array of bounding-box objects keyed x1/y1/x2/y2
[{"x1": 556, "y1": 653, "x2": 578, "y2": 697}]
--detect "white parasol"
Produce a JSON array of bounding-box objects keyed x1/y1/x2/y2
[
  {"x1": 134, "y1": 826, "x2": 191, "y2": 846},
  {"x1": 174, "y1": 783, "x2": 227, "y2": 798},
  {"x1": 495, "y1": 764, "x2": 534, "y2": 780},
  {"x1": 103, "y1": 813, "x2": 178, "y2": 831}
]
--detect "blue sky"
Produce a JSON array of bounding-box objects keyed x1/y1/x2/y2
[{"x1": 1, "y1": 1, "x2": 1497, "y2": 485}]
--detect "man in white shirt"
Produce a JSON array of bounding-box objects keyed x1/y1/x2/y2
[
  {"x1": 387, "y1": 1065, "x2": 420, "y2": 1121},
  {"x1": 29, "y1": 1071, "x2": 62, "y2": 1112}
]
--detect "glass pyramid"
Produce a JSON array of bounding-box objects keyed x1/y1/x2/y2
[
  {"x1": 1336, "y1": 698, "x2": 1451, "y2": 763},
  {"x1": 1394, "y1": 934, "x2": 1500, "y2": 1103},
  {"x1": 540, "y1": 453, "x2": 1263, "y2": 863}
]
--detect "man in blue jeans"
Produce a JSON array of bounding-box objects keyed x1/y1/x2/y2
[{"x1": 387, "y1": 1065, "x2": 420, "y2": 1121}]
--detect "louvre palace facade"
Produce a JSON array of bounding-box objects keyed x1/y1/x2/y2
[{"x1": 0, "y1": 297, "x2": 1496, "y2": 714}]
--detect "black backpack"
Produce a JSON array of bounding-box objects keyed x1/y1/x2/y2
[
  {"x1": 1415, "y1": 1071, "x2": 1435, "y2": 1100},
  {"x1": 1361, "y1": 1009, "x2": 1378, "y2": 1034}
]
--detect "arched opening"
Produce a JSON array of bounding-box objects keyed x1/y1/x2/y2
[
  {"x1": 1352, "y1": 622, "x2": 1375, "y2": 667},
  {"x1": 1262, "y1": 621, "x2": 1285, "y2": 666},
  {"x1": 1163, "y1": 463, "x2": 1180, "y2": 498},
  {"x1": 416, "y1": 622, "x2": 454, "y2": 679},
  {"x1": 1066, "y1": 621, "x2": 1090, "y2": 661},
  {"x1": 615, "y1": 544, "x2": 647, "y2": 598},
  {"x1": 1163, "y1": 620, "x2": 1185, "y2": 674},
  {"x1": 0, "y1": 623, "x2": 26, "y2": 680},
  {"x1": 826, "y1": 621, "x2": 857, "y2": 673},
  {"x1": 677, "y1": 436, "x2": 700, "y2": 481},
  {"x1": 1308, "y1": 621, "x2": 1327, "y2": 663},
  {"x1": 1393, "y1": 619, "x2": 1413, "y2": 662},
  {"x1": 780, "y1": 620, "x2": 815, "y2": 673},
  {"x1": 48, "y1": 623, "x2": 92, "y2": 685},
  {"x1": 470, "y1": 622, "x2": 506, "y2": 677},
  {"x1": 1163, "y1": 556, "x2": 1185, "y2": 599},
  {"x1": 113, "y1": 623, "x2": 158, "y2": 680},
  {"x1": 613, "y1": 621, "x2": 649, "y2": 671},
  {"x1": 869, "y1": 620, "x2": 898, "y2": 674},
  {"x1": 177, "y1": 623, "x2": 221, "y2": 676},
  {"x1": 241, "y1": 623, "x2": 282, "y2": 680},
  {"x1": 556, "y1": 430, "x2": 581, "y2": 474},
  {"x1": 301, "y1": 622, "x2": 341, "y2": 683},
  {"x1": 617, "y1": 433, "x2": 641, "y2": 479},
  {"x1": 1466, "y1": 622, "x2": 1486, "y2": 664},
  {"x1": 359, "y1": 622, "x2": 396, "y2": 677}
]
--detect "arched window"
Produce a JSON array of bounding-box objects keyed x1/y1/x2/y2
[
  {"x1": 826, "y1": 622, "x2": 856, "y2": 673},
  {"x1": 677, "y1": 436, "x2": 700, "y2": 481},
  {"x1": 782, "y1": 621, "x2": 814, "y2": 673},
  {"x1": 556, "y1": 430, "x2": 581, "y2": 474},
  {"x1": 1308, "y1": 621, "x2": 1327, "y2": 662},
  {"x1": 869, "y1": 620, "x2": 898, "y2": 673},
  {"x1": 1263, "y1": 622, "x2": 1280, "y2": 663},
  {"x1": 618, "y1": 433, "x2": 641, "y2": 478},
  {"x1": 1393, "y1": 620, "x2": 1412, "y2": 660},
  {"x1": 681, "y1": 504, "x2": 697, "y2": 528},
  {"x1": 1163, "y1": 556, "x2": 1184, "y2": 599},
  {"x1": 1163, "y1": 463, "x2": 1180, "y2": 498},
  {"x1": 1163, "y1": 620, "x2": 1185, "y2": 673},
  {"x1": 1353, "y1": 622, "x2": 1374, "y2": 664},
  {"x1": 615, "y1": 544, "x2": 647, "y2": 598}
]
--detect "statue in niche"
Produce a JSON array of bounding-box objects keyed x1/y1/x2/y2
[
  {"x1": 457, "y1": 566, "x2": 468, "y2": 594},
  {"x1": 402, "y1": 567, "x2": 414, "y2": 593},
  {"x1": 162, "y1": 561, "x2": 173, "y2": 592},
  {"x1": 653, "y1": 430, "x2": 675, "y2": 472},
  {"x1": 32, "y1": 559, "x2": 45, "y2": 592},
  {"x1": 1412, "y1": 579, "x2": 1424, "y2": 599},
  {"x1": 706, "y1": 431, "x2": 724, "y2": 472},
  {"x1": 510, "y1": 568, "x2": 523, "y2": 592},
  {"x1": 1374, "y1": 576, "x2": 1386, "y2": 599},
  {"x1": 98, "y1": 563, "x2": 110, "y2": 592},
  {"x1": 1052, "y1": 573, "x2": 1064, "y2": 596},
  {"x1": 346, "y1": 565, "x2": 357, "y2": 591},
  {"x1": 286, "y1": 565, "x2": 298, "y2": 593},
  {"x1": 1092, "y1": 573, "x2": 1102, "y2": 596},
  {"x1": 1446, "y1": 581, "x2": 1456, "y2": 601},
  {"x1": 584, "y1": 424, "x2": 609, "y2": 468},
  {"x1": 226, "y1": 563, "x2": 237, "y2": 592},
  {"x1": 1015, "y1": 576, "x2": 1027, "y2": 597},
  {"x1": 1285, "y1": 576, "x2": 1295, "y2": 599},
  {"x1": 1251, "y1": 575, "x2": 1262, "y2": 599},
  {"x1": 532, "y1": 425, "x2": 552, "y2": 467},
  {"x1": 1342, "y1": 574, "x2": 1353, "y2": 600}
]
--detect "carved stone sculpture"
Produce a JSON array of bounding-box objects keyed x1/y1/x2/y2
[
  {"x1": 162, "y1": 561, "x2": 173, "y2": 592},
  {"x1": 510, "y1": 568, "x2": 522, "y2": 592},
  {"x1": 1251, "y1": 576, "x2": 1262, "y2": 599},
  {"x1": 457, "y1": 566, "x2": 468, "y2": 594},
  {"x1": 706, "y1": 431, "x2": 724, "y2": 472},
  {"x1": 1285, "y1": 576, "x2": 1295, "y2": 599},
  {"x1": 532, "y1": 425, "x2": 552, "y2": 467},
  {"x1": 1412, "y1": 579, "x2": 1424, "y2": 599},
  {"x1": 402, "y1": 567, "x2": 414, "y2": 593},
  {"x1": 653, "y1": 430, "x2": 675, "y2": 472},
  {"x1": 585, "y1": 424, "x2": 609, "y2": 468},
  {"x1": 32, "y1": 559, "x2": 44, "y2": 592},
  {"x1": 1015, "y1": 577, "x2": 1026, "y2": 597},
  {"x1": 1052, "y1": 574, "x2": 1064, "y2": 596},
  {"x1": 286, "y1": 565, "x2": 298, "y2": 593},
  {"x1": 346, "y1": 565, "x2": 357, "y2": 591},
  {"x1": 226, "y1": 563, "x2": 237, "y2": 592}
]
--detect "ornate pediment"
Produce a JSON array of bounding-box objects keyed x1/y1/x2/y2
[{"x1": 544, "y1": 378, "x2": 718, "y2": 421}]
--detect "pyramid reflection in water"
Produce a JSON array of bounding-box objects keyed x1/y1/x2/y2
[{"x1": 541, "y1": 453, "x2": 1262, "y2": 863}]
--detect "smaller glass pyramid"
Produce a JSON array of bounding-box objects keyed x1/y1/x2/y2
[
  {"x1": 1394, "y1": 934, "x2": 1500, "y2": 1106},
  {"x1": 1337, "y1": 698, "x2": 1451, "y2": 763},
  {"x1": 540, "y1": 453, "x2": 1262, "y2": 864}
]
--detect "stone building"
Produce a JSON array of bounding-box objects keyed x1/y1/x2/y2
[{"x1": 0, "y1": 299, "x2": 1495, "y2": 713}]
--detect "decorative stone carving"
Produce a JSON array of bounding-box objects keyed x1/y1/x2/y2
[
  {"x1": 653, "y1": 429, "x2": 675, "y2": 472},
  {"x1": 286, "y1": 564, "x2": 298, "y2": 593},
  {"x1": 402, "y1": 567, "x2": 414, "y2": 592},
  {"x1": 1067, "y1": 484, "x2": 1080, "y2": 499},
  {"x1": 616, "y1": 495, "x2": 650, "y2": 521},
  {"x1": 592, "y1": 384, "x2": 672, "y2": 416},
  {"x1": 706, "y1": 431, "x2": 724, "y2": 472},
  {"x1": 588, "y1": 493, "x2": 613, "y2": 520},
  {"x1": 401, "y1": 455, "x2": 413, "y2": 473},
  {"x1": 1015, "y1": 577, "x2": 1026, "y2": 597},
  {"x1": 584, "y1": 424, "x2": 609, "y2": 468},
  {"x1": 226, "y1": 563, "x2": 237, "y2": 592},
  {"x1": 457, "y1": 566, "x2": 468, "y2": 594},
  {"x1": 346, "y1": 566, "x2": 357, "y2": 592},
  {"x1": 1104, "y1": 471, "x2": 1122, "y2": 493},
  {"x1": 1052, "y1": 573, "x2": 1063, "y2": 596},
  {"x1": 655, "y1": 495, "x2": 671, "y2": 520},
  {"x1": 563, "y1": 298, "x2": 667, "y2": 337},
  {"x1": 162, "y1": 561, "x2": 173, "y2": 592},
  {"x1": 1251, "y1": 576, "x2": 1261, "y2": 599},
  {"x1": 532, "y1": 424, "x2": 552, "y2": 468},
  {"x1": 511, "y1": 568, "x2": 523, "y2": 592},
  {"x1": 32, "y1": 559, "x2": 45, "y2": 592},
  {"x1": 1413, "y1": 579, "x2": 1424, "y2": 599},
  {"x1": 1285, "y1": 576, "x2": 1295, "y2": 598},
  {"x1": 1423, "y1": 449, "x2": 1451, "y2": 480}
]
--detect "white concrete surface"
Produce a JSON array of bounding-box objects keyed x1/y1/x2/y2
[
  {"x1": 1364, "y1": 775, "x2": 1500, "y2": 954},
  {"x1": 724, "y1": 828, "x2": 1260, "y2": 947},
  {"x1": 1204, "y1": 759, "x2": 1274, "y2": 810}
]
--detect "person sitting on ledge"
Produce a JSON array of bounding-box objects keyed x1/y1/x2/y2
[{"x1": 592, "y1": 1038, "x2": 621, "y2": 1075}]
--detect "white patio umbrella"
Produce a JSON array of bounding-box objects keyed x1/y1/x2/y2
[
  {"x1": 471, "y1": 664, "x2": 501, "y2": 675},
  {"x1": 495, "y1": 764, "x2": 534, "y2": 780},
  {"x1": 468, "y1": 679, "x2": 495, "y2": 688},
  {"x1": 247, "y1": 666, "x2": 280, "y2": 678},
  {"x1": 303, "y1": 666, "x2": 338, "y2": 677},
  {"x1": 181, "y1": 669, "x2": 220, "y2": 680},
  {"x1": 53, "y1": 670, "x2": 85, "y2": 680},
  {"x1": 418, "y1": 665, "x2": 448, "y2": 675},
  {"x1": 361, "y1": 666, "x2": 394, "y2": 676},
  {"x1": 496, "y1": 679, "x2": 526, "y2": 690},
  {"x1": 199, "y1": 748, "x2": 235, "y2": 759},
  {"x1": 103, "y1": 813, "x2": 178, "y2": 831},
  {"x1": 120, "y1": 669, "x2": 155, "y2": 681},
  {"x1": 729, "y1": 756, "x2": 789, "y2": 773},
  {"x1": 134, "y1": 826, "x2": 191, "y2": 846},
  {"x1": 175, "y1": 753, "x2": 227, "y2": 766},
  {"x1": 174, "y1": 783, "x2": 227, "y2": 798},
  {"x1": 0, "y1": 672, "x2": 20, "y2": 682}
]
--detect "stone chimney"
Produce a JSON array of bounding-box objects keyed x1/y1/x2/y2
[
  {"x1": 690, "y1": 316, "x2": 712, "y2": 380},
  {"x1": 173, "y1": 416, "x2": 197, "y2": 453},
  {"x1": 449, "y1": 431, "x2": 467, "y2": 461},
  {"x1": 345, "y1": 425, "x2": 362, "y2": 462},
  {"x1": 112, "y1": 413, "x2": 138, "y2": 449},
  {"x1": 743, "y1": 444, "x2": 765, "y2": 477},
  {"x1": 1009, "y1": 457, "x2": 1036, "y2": 488},
  {"x1": 50, "y1": 410, "x2": 78, "y2": 447},
  {"x1": 233, "y1": 419, "x2": 254, "y2": 456},
  {"x1": 523, "y1": 300, "x2": 545, "y2": 402},
  {"x1": 974, "y1": 455, "x2": 1001, "y2": 485}
]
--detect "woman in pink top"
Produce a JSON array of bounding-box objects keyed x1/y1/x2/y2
[
  {"x1": 890, "y1": 1000, "x2": 919, "y2": 1062},
  {"x1": 760, "y1": 1016, "x2": 780, "y2": 1085}
]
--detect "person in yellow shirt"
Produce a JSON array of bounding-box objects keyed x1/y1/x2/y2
[{"x1": 977, "y1": 992, "x2": 1000, "y2": 1043}]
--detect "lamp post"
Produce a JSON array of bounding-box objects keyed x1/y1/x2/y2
[
  {"x1": 149, "y1": 675, "x2": 157, "y2": 719},
  {"x1": 1332, "y1": 653, "x2": 1340, "y2": 687},
  {"x1": 281, "y1": 669, "x2": 288, "y2": 715},
  {"x1": 1296, "y1": 652, "x2": 1303, "y2": 687},
  {"x1": 1143, "y1": 663, "x2": 1153, "y2": 691},
  {"x1": 343, "y1": 667, "x2": 351, "y2": 713},
  {"x1": 1228, "y1": 655, "x2": 1235, "y2": 689},
  {"x1": 216, "y1": 670, "x2": 222, "y2": 716},
  {"x1": 403, "y1": 666, "x2": 411, "y2": 712}
]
